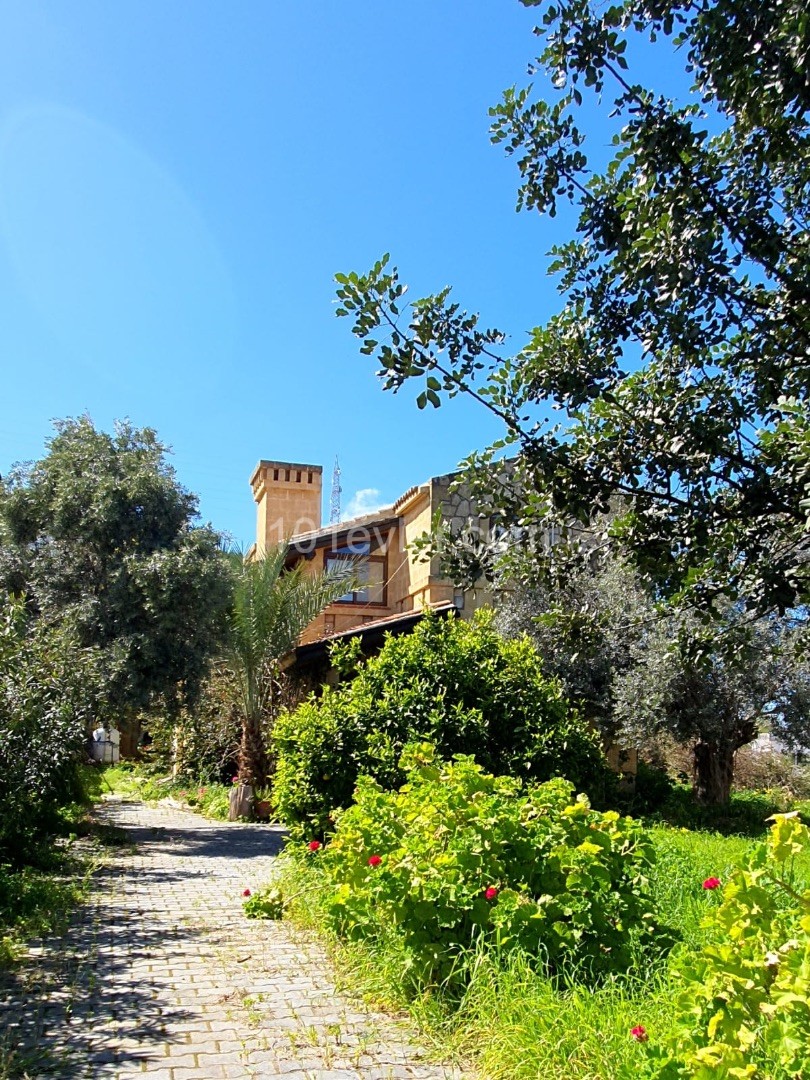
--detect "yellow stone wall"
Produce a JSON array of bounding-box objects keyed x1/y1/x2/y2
[
  {"x1": 393, "y1": 487, "x2": 433, "y2": 611},
  {"x1": 251, "y1": 460, "x2": 322, "y2": 550}
]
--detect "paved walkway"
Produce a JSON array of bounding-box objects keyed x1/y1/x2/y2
[{"x1": 0, "y1": 799, "x2": 464, "y2": 1080}]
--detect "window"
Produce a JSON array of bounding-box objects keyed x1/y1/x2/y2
[{"x1": 326, "y1": 539, "x2": 387, "y2": 605}]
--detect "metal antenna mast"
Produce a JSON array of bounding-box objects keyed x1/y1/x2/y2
[{"x1": 330, "y1": 456, "x2": 342, "y2": 524}]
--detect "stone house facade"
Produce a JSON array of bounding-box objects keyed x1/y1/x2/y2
[{"x1": 248, "y1": 458, "x2": 489, "y2": 647}]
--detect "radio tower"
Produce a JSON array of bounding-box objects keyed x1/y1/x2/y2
[{"x1": 330, "y1": 456, "x2": 342, "y2": 524}]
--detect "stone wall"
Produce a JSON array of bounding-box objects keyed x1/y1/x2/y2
[{"x1": 251, "y1": 460, "x2": 323, "y2": 550}]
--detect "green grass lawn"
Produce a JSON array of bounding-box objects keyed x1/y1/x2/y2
[
  {"x1": 99, "y1": 762, "x2": 236, "y2": 819},
  {"x1": 0, "y1": 858, "x2": 90, "y2": 968}
]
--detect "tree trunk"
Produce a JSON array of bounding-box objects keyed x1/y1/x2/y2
[
  {"x1": 692, "y1": 710, "x2": 758, "y2": 806},
  {"x1": 239, "y1": 710, "x2": 268, "y2": 789},
  {"x1": 692, "y1": 739, "x2": 736, "y2": 805},
  {"x1": 228, "y1": 783, "x2": 253, "y2": 821}
]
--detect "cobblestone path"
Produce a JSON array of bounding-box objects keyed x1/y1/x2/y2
[{"x1": 0, "y1": 798, "x2": 464, "y2": 1080}]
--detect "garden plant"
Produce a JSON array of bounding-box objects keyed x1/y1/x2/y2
[
  {"x1": 271, "y1": 609, "x2": 605, "y2": 836},
  {"x1": 629, "y1": 812, "x2": 810, "y2": 1079},
  {"x1": 302, "y1": 747, "x2": 660, "y2": 990},
  {"x1": 252, "y1": 775, "x2": 810, "y2": 1079}
]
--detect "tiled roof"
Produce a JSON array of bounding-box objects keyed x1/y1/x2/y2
[
  {"x1": 391, "y1": 484, "x2": 424, "y2": 512},
  {"x1": 288, "y1": 509, "x2": 400, "y2": 552}
]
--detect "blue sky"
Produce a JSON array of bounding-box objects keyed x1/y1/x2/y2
[{"x1": 0, "y1": 1, "x2": 647, "y2": 544}]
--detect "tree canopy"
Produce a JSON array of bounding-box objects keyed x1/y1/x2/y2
[
  {"x1": 0, "y1": 596, "x2": 98, "y2": 858},
  {"x1": 497, "y1": 539, "x2": 810, "y2": 803},
  {"x1": 0, "y1": 417, "x2": 231, "y2": 719},
  {"x1": 336, "y1": 0, "x2": 810, "y2": 619}
]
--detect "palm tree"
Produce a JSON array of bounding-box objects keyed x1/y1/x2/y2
[{"x1": 225, "y1": 543, "x2": 356, "y2": 811}]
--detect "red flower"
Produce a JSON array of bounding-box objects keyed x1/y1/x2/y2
[
  {"x1": 630, "y1": 1025, "x2": 648, "y2": 1042},
  {"x1": 703, "y1": 877, "x2": 722, "y2": 890},
  {"x1": 485, "y1": 886, "x2": 499, "y2": 901},
  {"x1": 368, "y1": 854, "x2": 382, "y2": 867},
  {"x1": 307, "y1": 840, "x2": 322, "y2": 852},
  {"x1": 242, "y1": 888, "x2": 251, "y2": 898},
  {"x1": 198, "y1": 787, "x2": 207, "y2": 797}
]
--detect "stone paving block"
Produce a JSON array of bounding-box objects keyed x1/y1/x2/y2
[
  {"x1": 194, "y1": 1050, "x2": 246, "y2": 1067},
  {"x1": 307, "y1": 1072, "x2": 363, "y2": 1080},
  {"x1": 0, "y1": 800, "x2": 468, "y2": 1079},
  {"x1": 163, "y1": 1052, "x2": 199, "y2": 1068},
  {"x1": 215, "y1": 1066, "x2": 254, "y2": 1079},
  {"x1": 171, "y1": 1068, "x2": 236, "y2": 1080}
]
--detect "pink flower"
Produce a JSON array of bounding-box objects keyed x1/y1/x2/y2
[
  {"x1": 232, "y1": 776, "x2": 240, "y2": 785},
  {"x1": 242, "y1": 888, "x2": 251, "y2": 898},
  {"x1": 198, "y1": 787, "x2": 207, "y2": 797},
  {"x1": 703, "y1": 877, "x2": 722, "y2": 890},
  {"x1": 308, "y1": 840, "x2": 322, "y2": 852},
  {"x1": 485, "y1": 886, "x2": 499, "y2": 901},
  {"x1": 630, "y1": 1025, "x2": 648, "y2": 1042},
  {"x1": 368, "y1": 854, "x2": 382, "y2": 867}
]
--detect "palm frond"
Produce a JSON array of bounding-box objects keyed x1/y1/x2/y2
[{"x1": 225, "y1": 543, "x2": 359, "y2": 720}]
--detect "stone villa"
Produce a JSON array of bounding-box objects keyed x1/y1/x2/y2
[
  {"x1": 247, "y1": 458, "x2": 637, "y2": 784},
  {"x1": 248, "y1": 458, "x2": 490, "y2": 671}
]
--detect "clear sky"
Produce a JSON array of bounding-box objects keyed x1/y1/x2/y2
[{"x1": 0, "y1": 1, "x2": 621, "y2": 545}]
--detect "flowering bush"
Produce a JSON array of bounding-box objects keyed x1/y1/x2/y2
[
  {"x1": 314, "y1": 747, "x2": 659, "y2": 990},
  {"x1": 629, "y1": 813, "x2": 810, "y2": 1078}
]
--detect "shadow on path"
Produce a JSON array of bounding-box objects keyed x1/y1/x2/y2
[
  {"x1": 0, "y1": 868, "x2": 197, "y2": 1076},
  {"x1": 0, "y1": 801, "x2": 285, "y2": 1078}
]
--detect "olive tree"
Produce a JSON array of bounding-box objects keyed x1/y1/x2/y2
[
  {"x1": 0, "y1": 417, "x2": 232, "y2": 721},
  {"x1": 496, "y1": 542, "x2": 810, "y2": 804}
]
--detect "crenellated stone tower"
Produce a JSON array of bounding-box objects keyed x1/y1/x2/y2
[{"x1": 250, "y1": 460, "x2": 323, "y2": 551}]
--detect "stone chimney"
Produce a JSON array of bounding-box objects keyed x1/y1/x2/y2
[{"x1": 250, "y1": 460, "x2": 322, "y2": 551}]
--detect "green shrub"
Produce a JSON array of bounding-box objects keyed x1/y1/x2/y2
[
  {"x1": 629, "y1": 812, "x2": 810, "y2": 1078},
  {"x1": 307, "y1": 747, "x2": 659, "y2": 991},
  {"x1": 629, "y1": 762, "x2": 676, "y2": 815},
  {"x1": 147, "y1": 665, "x2": 240, "y2": 783},
  {"x1": 272, "y1": 609, "x2": 605, "y2": 835},
  {"x1": 0, "y1": 598, "x2": 99, "y2": 861}
]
